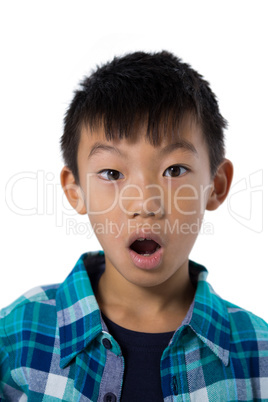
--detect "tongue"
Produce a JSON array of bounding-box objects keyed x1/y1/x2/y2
[{"x1": 131, "y1": 239, "x2": 159, "y2": 255}]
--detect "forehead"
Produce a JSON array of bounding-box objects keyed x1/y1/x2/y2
[{"x1": 78, "y1": 114, "x2": 206, "y2": 155}]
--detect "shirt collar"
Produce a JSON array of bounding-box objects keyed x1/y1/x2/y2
[
  {"x1": 187, "y1": 261, "x2": 230, "y2": 366},
  {"x1": 57, "y1": 252, "x2": 230, "y2": 368},
  {"x1": 56, "y1": 251, "x2": 105, "y2": 368}
]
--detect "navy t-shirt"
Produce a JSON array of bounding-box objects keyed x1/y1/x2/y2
[{"x1": 102, "y1": 313, "x2": 174, "y2": 401}]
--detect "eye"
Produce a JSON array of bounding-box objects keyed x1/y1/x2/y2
[
  {"x1": 163, "y1": 165, "x2": 187, "y2": 177},
  {"x1": 98, "y1": 169, "x2": 124, "y2": 181}
]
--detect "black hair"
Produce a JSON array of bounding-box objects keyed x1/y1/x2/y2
[{"x1": 60, "y1": 50, "x2": 227, "y2": 183}]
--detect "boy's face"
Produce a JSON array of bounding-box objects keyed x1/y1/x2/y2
[{"x1": 68, "y1": 116, "x2": 224, "y2": 289}]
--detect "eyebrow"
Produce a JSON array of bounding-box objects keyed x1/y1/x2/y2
[
  {"x1": 88, "y1": 139, "x2": 198, "y2": 159},
  {"x1": 159, "y1": 140, "x2": 198, "y2": 157},
  {"x1": 88, "y1": 143, "x2": 126, "y2": 159}
]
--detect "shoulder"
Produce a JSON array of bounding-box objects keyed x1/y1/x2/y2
[
  {"x1": 1, "y1": 283, "x2": 60, "y2": 317},
  {"x1": 223, "y1": 298, "x2": 268, "y2": 341},
  {"x1": 0, "y1": 283, "x2": 60, "y2": 343}
]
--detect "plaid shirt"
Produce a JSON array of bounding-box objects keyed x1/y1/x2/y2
[{"x1": 1, "y1": 251, "x2": 268, "y2": 401}]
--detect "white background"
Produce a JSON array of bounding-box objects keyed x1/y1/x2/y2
[{"x1": 1, "y1": 1, "x2": 267, "y2": 321}]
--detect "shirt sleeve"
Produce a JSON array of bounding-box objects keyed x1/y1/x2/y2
[{"x1": 0, "y1": 315, "x2": 26, "y2": 401}]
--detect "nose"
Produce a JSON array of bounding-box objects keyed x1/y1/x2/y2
[{"x1": 120, "y1": 182, "x2": 165, "y2": 219}]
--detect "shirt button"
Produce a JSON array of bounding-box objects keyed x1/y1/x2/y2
[
  {"x1": 102, "y1": 338, "x2": 112, "y2": 349},
  {"x1": 103, "y1": 392, "x2": 116, "y2": 402}
]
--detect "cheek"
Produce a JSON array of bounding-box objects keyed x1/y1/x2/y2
[
  {"x1": 82, "y1": 176, "x2": 121, "y2": 215},
  {"x1": 169, "y1": 186, "x2": 201, "y2": 218},
  {"x1": 168, "y1": 175, "x2": 212, "y2": 219}
]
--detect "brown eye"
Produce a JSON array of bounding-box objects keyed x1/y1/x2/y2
[
  {"x1": 163, "y1": 165, "x2": 187, "y2": 177},
  {"x1": 98, "y1": 169, "x2": 124, "y2": 181}
]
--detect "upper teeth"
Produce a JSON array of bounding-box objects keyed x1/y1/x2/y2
[{"x1": 137, "y1": 238, "x2": 151, "y2": 241}]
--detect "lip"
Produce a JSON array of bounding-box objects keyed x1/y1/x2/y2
[{"x1": 127, "y1": 229, "x2": 164, "y2": 270}]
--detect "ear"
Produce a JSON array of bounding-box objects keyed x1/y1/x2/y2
[
  {"x1": 60, "y1": 166, "x2": 87, "y2": 215},
  {"x1": 206, "y1": 158, "x2": 233, "y2": 211}
]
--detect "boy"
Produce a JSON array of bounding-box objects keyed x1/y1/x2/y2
[{"x1": 1, "y1": 51, "x2": 268, "y2": 401}]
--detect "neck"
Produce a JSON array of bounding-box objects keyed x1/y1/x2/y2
[{"x1": 96, "y1": 259, "x2": 196, "y2": 333}]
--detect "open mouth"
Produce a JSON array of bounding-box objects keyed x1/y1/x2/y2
[{"x1": 130, "y1": 238, "x2": 161, "y2": 257}]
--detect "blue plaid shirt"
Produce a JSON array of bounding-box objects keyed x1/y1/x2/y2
[{"x1": 1, "y1": 251, "x2": 268, "y2": 401}]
